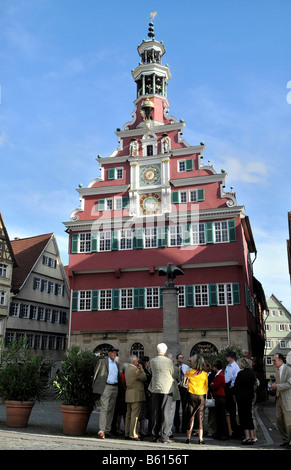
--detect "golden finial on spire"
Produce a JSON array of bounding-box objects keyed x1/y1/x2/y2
[{"x1": 150, "y1": 11, "x2": 157, "y2": 21}]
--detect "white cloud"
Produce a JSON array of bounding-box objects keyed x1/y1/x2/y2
[{"x1": 0, "y1": 131, "x2": 8, "y2": 146}]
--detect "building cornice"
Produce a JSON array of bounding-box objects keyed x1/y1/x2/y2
[{"x1": 77, "y1": 184, "x2": 130, "y2": 196}]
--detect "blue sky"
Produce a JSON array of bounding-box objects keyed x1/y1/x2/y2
[{"x1": 1, "y1": 0, "x2": 291, "y2": 310}]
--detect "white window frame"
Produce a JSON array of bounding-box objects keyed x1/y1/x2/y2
[
  {"x1": 144, "y1": 227, "x2": 157, "y2": 248},
  {"x1": 192, "y1": 223, "x2": 206, "y2": 245},
  {"x1": 116, "y1": 167, "x2": 123, "y2": 179},
  {"x1": 79, "y1": 290, "x2": 92, "y2": 311},
  {"x1": 0, "y1": 291, "x2": 6, "y2": 306},
  {"x1": 99, "y1": 290, "x2": 112, "y2": 310},
  {"x1": 169, "y1": 225, "x2": 183, "y2": 246},
  {"x1": 120, "y1": 288, "x2": 133, "y2": 309},
  {"x1": 99, "y1": 231, "x2": 111, "y2": 252},
  {"x1": 79, "y1": 233, "x2": 91, "y2": 253},
  {"x1": 178, "y1": 160, "x2": 186, "y2": 172},
  {"x1": 194, "y1": 285, "x2": 209, "y2": 306},
  {"x1": 146, "y1": 287, "x2": 159, "y2": 309},
  {"x1": 214, "y1": 221, "x2": 229, "y2": 243},
  {"x1": 0, "y1": 264, "x2": 8, "y2": 278},
  {"x1": 106, "y1": 198, "x2": 113, "y2": 210},
  {"x1": 119, "y1": 230, "x2": 133, "y2": 250},
  {"x1": 217, "y1": 284, "x2": 233, "y2": 305},
  {"x1": 115, "y1": 197, "x2": 123, "y2": 210},
  {"x1": 177, "y1": 286, "x2": 185, "y2": 307}
]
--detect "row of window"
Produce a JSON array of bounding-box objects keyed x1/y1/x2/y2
[
  {"x1": 42, "y1": 255, "x2": 57, "y2": 269},
  {"x1": 106, "y1": 159, "x2": 193, "y2": 181},
  {"x1": 265, "y1": 323, "x2": 291, "y2": 331},
  {"x1": 71, "y1": 220, "x2": 236, "y2": 253},
  {"x1": 9, "y1": 302, "x2": 68, "y2": 323},
  {"x1": 5, "y1": 332, "x2": 66, "y2": 350},
  {"x1": 95, "y1": 189, "x2": 204, "y2": 214},
  {"x1": 72, "y1": 283, "x2": 241, "y2": 311},
  {"x1": 33, "y1": 277, "x2": 65, "y2": 296},
  {"x1": 265, "y1": 340, "x2": 291, "y2": 351}
]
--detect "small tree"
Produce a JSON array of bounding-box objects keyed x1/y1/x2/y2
[
  {"x1": 0, "y1": 338, "x2": 54, "y2": 402},
  {"x1": 53, "y1": 345, "x2": 99, "y2": 411},
  {"x1": 207, "y1": 345, "x2": 251, "y2": 370}
]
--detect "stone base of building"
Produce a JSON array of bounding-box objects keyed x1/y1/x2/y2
[{"x1": 69, "y1": 327, "x2": 251, "y2": 361}]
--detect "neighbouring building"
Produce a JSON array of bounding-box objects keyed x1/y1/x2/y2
[
  {"x1": 7, "y1": 233, "x2": 70, "y2": 369},
  {"x1": 287, "y1": 211, "x2": 291, "y2": 282},
  {"x1": 64, "y1": 21, "x2": 266, "y2": 371},
  {"x1": 0, "y1": 212, "x2": 18, "y2": 341},
  {"x1": 264, "y1": 294, "x2": 291, "y2": 381}
]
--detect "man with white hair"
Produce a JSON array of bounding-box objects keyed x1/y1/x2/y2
[{"x1": 148, "y1": 343, "x2": 175, "y2": 443}]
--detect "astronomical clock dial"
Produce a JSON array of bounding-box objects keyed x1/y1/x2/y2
[
  {"x1": 140, "y1": 193, "x2": 161, "y2": 215},
  {"x1": 139, "y1": 164, "x2": 161, "y2": 186}
]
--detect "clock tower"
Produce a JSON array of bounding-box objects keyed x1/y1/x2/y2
[{"x1": 64, "y1": 17, "x2": 266, "y2": 369}]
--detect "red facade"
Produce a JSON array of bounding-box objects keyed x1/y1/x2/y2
[{"x1": 64, "y1": 22, "x2": 265, "y2": 358}]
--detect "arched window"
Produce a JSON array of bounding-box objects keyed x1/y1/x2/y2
[
  {"x1": 130, "y1": 342, "x2": 144, "y2": 359},
  {"x1": 190, "y1": 342, "x2": 218, "y2": 358},
  {"x1": 94, "y1": 343, "x2": 116, "y2": 356}
]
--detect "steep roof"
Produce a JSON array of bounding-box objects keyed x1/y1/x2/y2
[
  {"x1": 0, "y1": 211, "x2": 18, "y2": 267},
  {"x1": 10, "y1": 233, "x2": 53, "y2": 292}
]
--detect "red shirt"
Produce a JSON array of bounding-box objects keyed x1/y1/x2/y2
[{"x1": 211, "y1": 370, "x2": 225, "y2": 396}]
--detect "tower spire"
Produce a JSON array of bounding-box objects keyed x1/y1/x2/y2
[{"x1": 148, "y1": 11, "x2": 157, "y2": 39}]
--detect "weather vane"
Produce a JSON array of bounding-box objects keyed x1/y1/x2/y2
[{"x1": 150, "y1": 11, "x2": 157, "y2": 21}]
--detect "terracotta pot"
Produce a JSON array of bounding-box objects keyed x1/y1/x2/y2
[
  {"x1": 60, "y1": 405, "x2": 91, "y2": 436},
  {"x1": 4, "y1": 400, "x2": 34, "y2": 428}
]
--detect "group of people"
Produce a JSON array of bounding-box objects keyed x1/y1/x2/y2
[{"x1": 92, "y1": 344, "x2": 291, "y2": 448}]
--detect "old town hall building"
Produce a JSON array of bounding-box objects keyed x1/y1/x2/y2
[{"x1": 64, "y1": 21, "x2": 266, "y2": 363}]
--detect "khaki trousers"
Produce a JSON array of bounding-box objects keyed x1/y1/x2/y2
[
  {"x1": 99, "y1": 384, "x2": 119, "y2": 433},
  {"x1": 125, "y1": 401, "x2": 142, "y2": 438},
  {"x1": 276, "y1": 395, "x2": 291, "y2": 444}
]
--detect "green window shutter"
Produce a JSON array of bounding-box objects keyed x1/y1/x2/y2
[
  {"x1": 206, "y1": 222, "x2": 213, "y2": 244},
  {"x1": 186, "y1": 159, "x2": 193, "y2": 171},
  {"x1": 171, "y1": 191, "x2": 179, "y2": 204},
  {"x1": 122, "y1": 196, "x2": 129, "y2": 209},
  {"x1": 111, "y1": 230, "x2": 119, "y2": 251},
  {"x1": 197, "y1": 188, "x2": 205, "y2": 201},
  {"x1": 183, "y1": 224, "x2": 191, "y2": 245},
  {"x1": 157, "y1": 226, "x2": 168, "y2": 247},
  {"x1": 228, "y1": 220, "x2": 236, "y2": 242},
  {"x1": 108, "y1": 168, "x2": 115, "y2": 180},
  {"x1": 185, "y1": 285, "x2": 194, "y2": 307},
  {"x1": 91, "y1": 232, "x2": 98, "y2": 252},
  {"x1": 71, "y1": 233, "x2": 79, "y2": 253},
  {"x1": 159, "y1": 287, "x2": 164, "y2": 308},
  {"x1": 91, "y1": 290, "x2": 98, "y2": 310},
  {"x1": 133, "y1": 228, "x2": 144, "y2": 249},
  {"x1": 98, "y1": 199, "x2": 105, "y2": 211},
  {"x1": 72, "y1": 291, "x2": 79, "y2": 311},
  {"x1": 112, "y1": 289, "x2": 120, "y2": 310},
  {"x1": 134, "y1": 288, "x2": 145, "y2": 309},
  {"x1": 232, "y1": 283, "x2": 240, "y2": 305},
  {"x1": 209, "y1": 284, "x2": 218, "y2": 306}
]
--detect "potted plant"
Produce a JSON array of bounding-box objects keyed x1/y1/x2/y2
[
  {"x1": 0, "y1": 338, "x2": 54, "y2": 427},
  {"x1": 53, "y1": 345, "x2": 99, "y2": 435}
]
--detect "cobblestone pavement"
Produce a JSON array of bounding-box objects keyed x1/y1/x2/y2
[{"x1": 0, "y1": 396, "x2": 287, "y2": 454}]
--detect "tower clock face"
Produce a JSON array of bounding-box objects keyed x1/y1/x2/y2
[
  {"x1": 140, "y1": 193, "x2": 161, "y2": 215},
  {"x1": 139, "y1": 164, "x2": 161, "y2": 186}
]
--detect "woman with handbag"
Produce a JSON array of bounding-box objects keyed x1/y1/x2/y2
[
  {"x1": 211, "y1": 359, "x2": 229, "y2": 440},
  {"x1": 183, "y1": 354, "x2": 208, "y2": 444}
]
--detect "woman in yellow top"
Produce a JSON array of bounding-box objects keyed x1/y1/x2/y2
[{"x1": 183, "y1": 354, "x2": 208, "y2": 444}]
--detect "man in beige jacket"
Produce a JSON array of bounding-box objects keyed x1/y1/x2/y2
[
  {"x1": 124, "y1": 355, "x2": 147, "y2": 440},
  {"x1": 148, "y1": 343, "x2": 175, "y2": 443},
  {"x1": 272, "y1": 353, "x2": 291, "y2": 449}
]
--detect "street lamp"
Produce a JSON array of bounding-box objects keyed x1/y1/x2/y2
[{"x1": 225, "y1": 284, "x2": 230, "y2": 346}]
